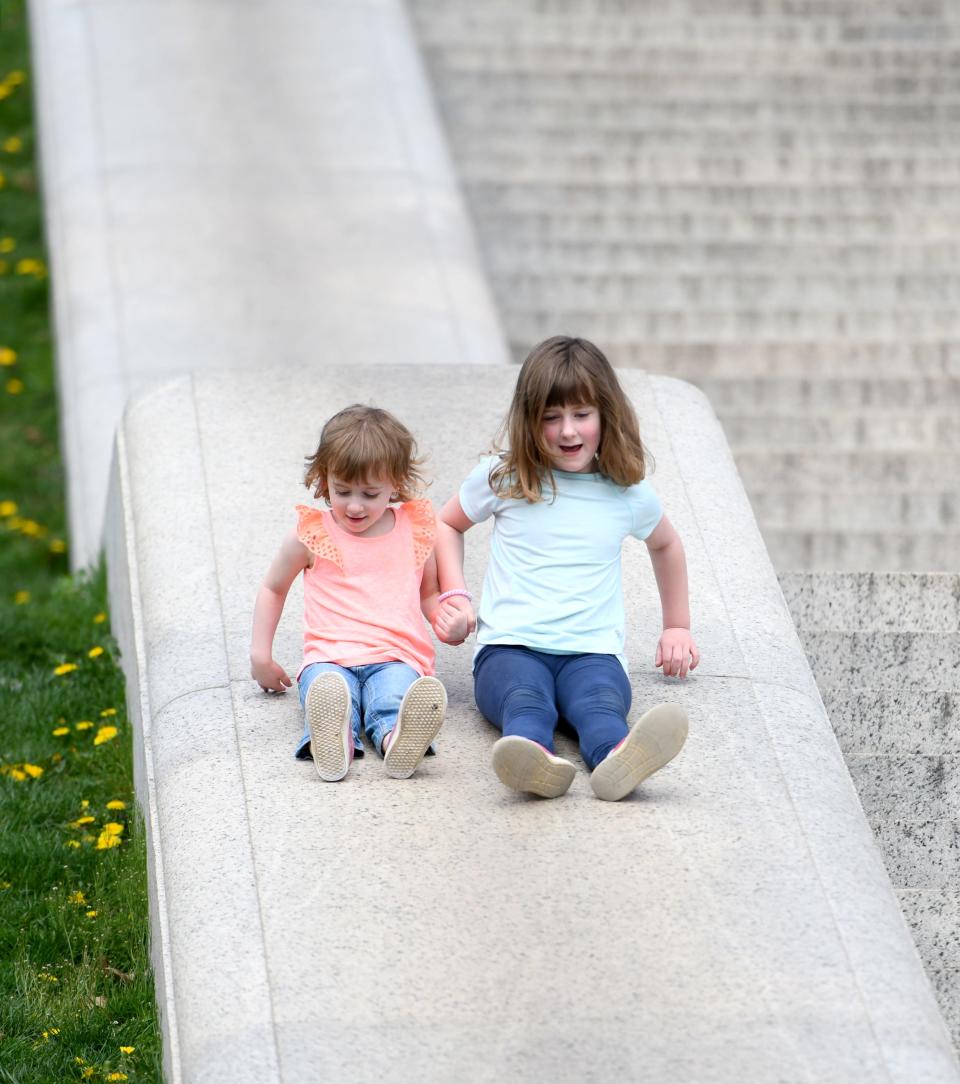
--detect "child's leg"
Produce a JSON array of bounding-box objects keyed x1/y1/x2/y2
[
  {"x1": 359, "y1": 663, "x2": 444, "y2": 779},
  {"x1": 296, "y1": 663, "x2": 363, "y2": 763},
  {"x1": 553, "y1": 653, "x2": 632, "y2": 769},
  {"x1": 300, "y1": 664, "x2": 362, "y2": 782},
  {"x1": 475, "y1": 646, "x2": 575, "y2": 798},
  {"x1": 473, "y1": 645, "x2": 559, "y2": 749}
]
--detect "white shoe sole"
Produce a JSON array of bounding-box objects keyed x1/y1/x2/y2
[
  {"x1": 590, "y1": 703, "x2": 688, "y2": 802},
  {"x1": 491, "y1": 735, "x2": 576, "y2": 798},
  {"x1": 305, "y1": 672, "x2": 352, "y2": 782},
  {"x1": 383, "y1": 677, "x2": 447, "y2": 779}
]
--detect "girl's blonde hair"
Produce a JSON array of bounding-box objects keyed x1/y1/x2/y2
[
  {"x1": 304, "y1": 404, "x2": 426, "y2": 503},
  {"x1": 490, "y1": 336, "x2": 647, "y2": 502}
]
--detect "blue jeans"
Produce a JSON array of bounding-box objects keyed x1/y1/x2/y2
[
  {"x1": 473, "y1": 645, "x2": 632, "y2": 770},
  {"x1": 295, "y1": 661, "x2": 420, "y2": 760}
]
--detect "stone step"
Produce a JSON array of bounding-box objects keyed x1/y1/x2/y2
[
  {"x1": 457, "y1": 153, "x2": 960, "y2": 184},
  {"x1": 697, "y1": 375, "x2": 960, "y2": 410},
  {"x1": 470, "y1": 180, "x2": 960, "y2": 215},
  {"x1": 497, "y1": 272, "x2": 960, "y2": 307},
  {"x1": 736, "y1": 449, "x2": 960, "y2": 489},
  {"x1": 755, "y1": 489, "x2": 960, "y2": 528},
  {"x1": 762, "y1": 528, "x2": 960, "y2": 571},
  {"x1": 901, "y1": 890, "x2": 960, "y2": 960},
  {"x1": 779, "y1": 571, "x2": 960, "y2": 632},
  {"x1": 605, "y1": 340, "x2": 960, "y2": 377},
  {"x1": 418, "y1": 42, "x2": 960, "y2": 76},
  {"x1": 794, "y1": 630, "x2": 960, "y2": 688},
  {"x1": 443, "y1": 98, "x2": 960, "y2": 131},
  {"x1": 723, "y1": 412, "x2": 960, "y2": 450},
  {"x1": 485, "y1": 239, "x2": 960, "y2": 273},
  {"x1": 810, "y1": 689, "x2": 960, "y2": 756},
  {"x1": 495, "y1": 237, "x2": 960, "y2": 270},
  {"x1": 508, "y1": 308, "x2": 960, "y2": 342},
  {"x1": 431, "y1": 69, "x2": 960, "y2": 101},
  {"x1": 849, "y1": 757, "x2": 958, "y2": 826}
]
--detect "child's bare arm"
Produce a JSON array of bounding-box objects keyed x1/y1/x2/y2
[
  {"x1": 420, "y1": 552, "x2": 471, "y2": 645},
  {"x1": 434, "y1": 496, "x2": 477, "y2": 636},
  {"x1": 250, "y1": 531, "x2": 310, "y2": 692},
  {"x1": 644, "y1": 515, "x2": 700, "y2": 679}
]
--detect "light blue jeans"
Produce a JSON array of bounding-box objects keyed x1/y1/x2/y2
[{"x1": 295, "y1": 660, "x2": 421, "y2": 760}]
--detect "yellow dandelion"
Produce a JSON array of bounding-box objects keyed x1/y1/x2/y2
[
  {"x1": 49, "y1": 538, "x2": 67, "y2": 554},
  {"x1": 106, "y1": 800, "x2": 126, "y2": 810},
  {"x1": 9, "y1": 768, "x2": 27, "y2": 781},
  {"x1": 6, "y1": 378, "x2": 23, "y2": 395},
  {"x1": 119, "y1": 1045, "x2": 135, "y2": 1054},
  {"x1": 0, "y1": 499, "x2": 17, "y2": 515},
  {"x1": 103, "y1": 822, "x2": 124, "y2": 836},
  {"x1": 5, "y1": 71, "x2": 26, "y2": 87},
  {"x1": 0, "y1": 87, "x2": 10, "y2": 102},
  {"x1": 87, "y1": 646, "x2": 104, "y2": 659},
  {"x1": 93, "y1": 611, "x2": 107, "y2": 623},
  {"x1": 93, "y1": 726, "x2": 118, "y2": 746},
  {"x1": 22, "y1": 764, "x2": 43, "y2": 779},
  {"x1": 68, "y1": 890, "x2": 87, "y2": 904},
  {"x1": 100, "y1": 707, "x2": 117, "y2": 717},
  {"x1": 0, "y1": 345, "x2": 15, "y2": 363},
  {"x1": 80, "y1": 798, "x2": 90, "y2": 808},
  {"x1": 0, "y1": 881, "x2": 10, "y2": 889},
  {"x1": 74, "y1": 720, "x2": 94, "y2": 731},
  {"x1": 52, "y1": 726, "x2": 69, "y2": 736},
  {"x1": 37, "y1": 973, "x2": 58, "y2": 983},
  {"x1": 15, "y1": 257, "x2": 46, "y2": 277},
  {"x1": 69, "y1": 816, "x2": 95, "y2": 828},
  {"x1": 106, "y1": 1073, "x2": 128, "y2": 1081},
  {"x1": 86, "y1": 909, "x2": 98, "y2": 918},
  {"x1": 65, "y1": 840, "x2": 81, "y2": 849},
  {"x1": 20, "y1": 519, "x2": 43, "y2": 536},
  {"x1": 81, "y1": 1069, "x2": 95, "y2": 1080},
  {"x1": 14, "y1": 590, "x2": 29, "y2": 604},
  {"x1": 75, "y1": 1057, "x2": 86, "y2": 1065},
  {"x1": 3, "y1": 136, "x2": 22, "y2": 153},
  {"x1": 96, "y1": 832, "x2": 122, "y2": 851},
  {"x1": 53, "y1": 662, "x2": 78, "y2": 676}
]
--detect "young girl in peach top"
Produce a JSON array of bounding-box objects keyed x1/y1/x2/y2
[{"x1": 250, "y1": 405, "x2": 471, "y2": 782}]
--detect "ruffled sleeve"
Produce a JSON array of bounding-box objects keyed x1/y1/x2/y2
[
  {"x1": 404, "y1": 498, "x2": 436, "y2": 570},
  {"x1": 295, "y1": 505, "x2": 343, "y2": 569}
]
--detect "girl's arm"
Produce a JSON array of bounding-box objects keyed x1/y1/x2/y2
[
  {"x1": 644, "y1": 514, "x2": 700, "y2": 679},
  {"x1": 420, "y1": 551, "x2": 471, "y2": 646},
  {"x1": 434, "y1": 496, "x2": 477, "y2": 639},
  {"x1": 250, "y1": 530, "x2": 311, "y2": 692}
]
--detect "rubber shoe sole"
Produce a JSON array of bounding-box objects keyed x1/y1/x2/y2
[
  {"x1": 384, "y1": 677, "x2": 447, "y2": 779},
  {"x1": 590, "y1": 703, "x2": 688, "y2": 802},
  {"x1": 491, "y1": 735, "x2": 576, "y2": 798},
  {"x1": 305, "y1": 672, "x2": 352, "y2": 782}
]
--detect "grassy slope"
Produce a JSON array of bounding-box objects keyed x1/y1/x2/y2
[{"x1": 0, "y1": 3, "x2": 162, "y2": 1080}]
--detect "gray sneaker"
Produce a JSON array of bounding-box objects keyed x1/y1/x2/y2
[
  {"x1": 589, "y1": 703, "x2": 688, "y2": 802},
  {"x1": 305, "y1": 672, "x2": 353, "y2": 782},
  {"x1": 383, "y1": 677, "x2": 447, "y2": 779},
  {"x1": 491, "y1": 735, "x2": 576, "y2": 798}
]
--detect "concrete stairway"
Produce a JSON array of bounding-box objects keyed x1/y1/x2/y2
[
  {"x1": 407, "y1": 0, "x2": 960, "y2": 572},
  {"x1": 782, "y1": 571, "x2": 960, "y2": 1045}
]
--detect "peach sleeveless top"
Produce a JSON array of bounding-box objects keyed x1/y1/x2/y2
[{"x1": 295, "y1": 498, "x2": 436, "y2": 678}]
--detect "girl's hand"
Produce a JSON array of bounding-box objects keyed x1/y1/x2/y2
[
  {"x1": 251, "y1": 656, "x2": 293, "y2": 693},
  {"x1": 434, "y1": 597, "x2": 476, "y2": 646},
  {"x1": 655, "y1": 628, "x2": 700, "y2": 679}
]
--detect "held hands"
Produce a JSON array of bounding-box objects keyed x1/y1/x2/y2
[
  {"x1": 655, "y1": 627, "x2": 700, "y2": 679},
  {"x1": 251, "y1": 655, "x2": 293, "y2": 693},
  {"x1": 433, "y1": 596, "x2": 477, "y2": 646}
]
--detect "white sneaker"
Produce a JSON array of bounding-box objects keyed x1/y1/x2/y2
[
  {"x1": 383, "y1": 677, "x2": 447, "y2": 779},
  {"x1": 305, "y1": 672, "x2": 353, "y2": 782},
  {"x1": 491, "y1": 735, "x2": 576, "y2": 798},
  {"x1": 589, "y1": 703, "x2": 688, "y2": 802}
]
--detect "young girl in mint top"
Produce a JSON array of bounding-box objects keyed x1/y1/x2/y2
[
  {"x1": 436, "y1": 337, "x2": 699, "y2": 801},
  {"x1": 251, "y1": 405, "x2": 471, "y2": 782}
]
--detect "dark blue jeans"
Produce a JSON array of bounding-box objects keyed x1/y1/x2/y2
[{"x1": 474, "y1": 644, "x2": 632, "y2": 770}]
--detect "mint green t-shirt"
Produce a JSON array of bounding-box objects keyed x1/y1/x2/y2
[{"x1": 459, "y1": 456, "x2": 662, "y2": 671}]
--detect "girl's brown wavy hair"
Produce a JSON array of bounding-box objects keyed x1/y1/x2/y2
[
  {"x1": 304, "y1": 404, "x2": 426, "y2": 503},
  {"x1": 489, "y1": 336, "x2": 648, "y2": 502}
]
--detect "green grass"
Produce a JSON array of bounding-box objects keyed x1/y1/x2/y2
[{"x1": 0, "y1": 2, "x2": 162, "y2": 1080}]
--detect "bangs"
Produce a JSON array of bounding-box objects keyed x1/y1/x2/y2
[
  {"x1": 327, "y1": 432, "x2": 400, "y2": 487},
  {"x1": 542, "y1": 362, "x2": 598, "y2": 411}
]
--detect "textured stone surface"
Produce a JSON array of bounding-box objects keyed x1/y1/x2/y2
[
  {"x1": 29, "y1": 0, "x2": 508, "y2": 567},
  {"x1": 106, "y1": 367, "x2": 959, "y2": 1083}
]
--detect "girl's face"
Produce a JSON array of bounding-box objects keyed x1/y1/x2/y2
[
  {"x1": 327, "y1": 474, "x2": 395, "y2": 536},
  {"x1": 540, "y1": 402, "x2": 601, "y2": 473}
]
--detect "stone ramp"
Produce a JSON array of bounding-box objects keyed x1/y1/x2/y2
[{"x1": 105, "y1": 365, "x2": 959, "y2": 1083}]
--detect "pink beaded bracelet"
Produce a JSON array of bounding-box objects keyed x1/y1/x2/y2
[{"x1": 437, "y1": 588, "x2": 473, "y2": 603}]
